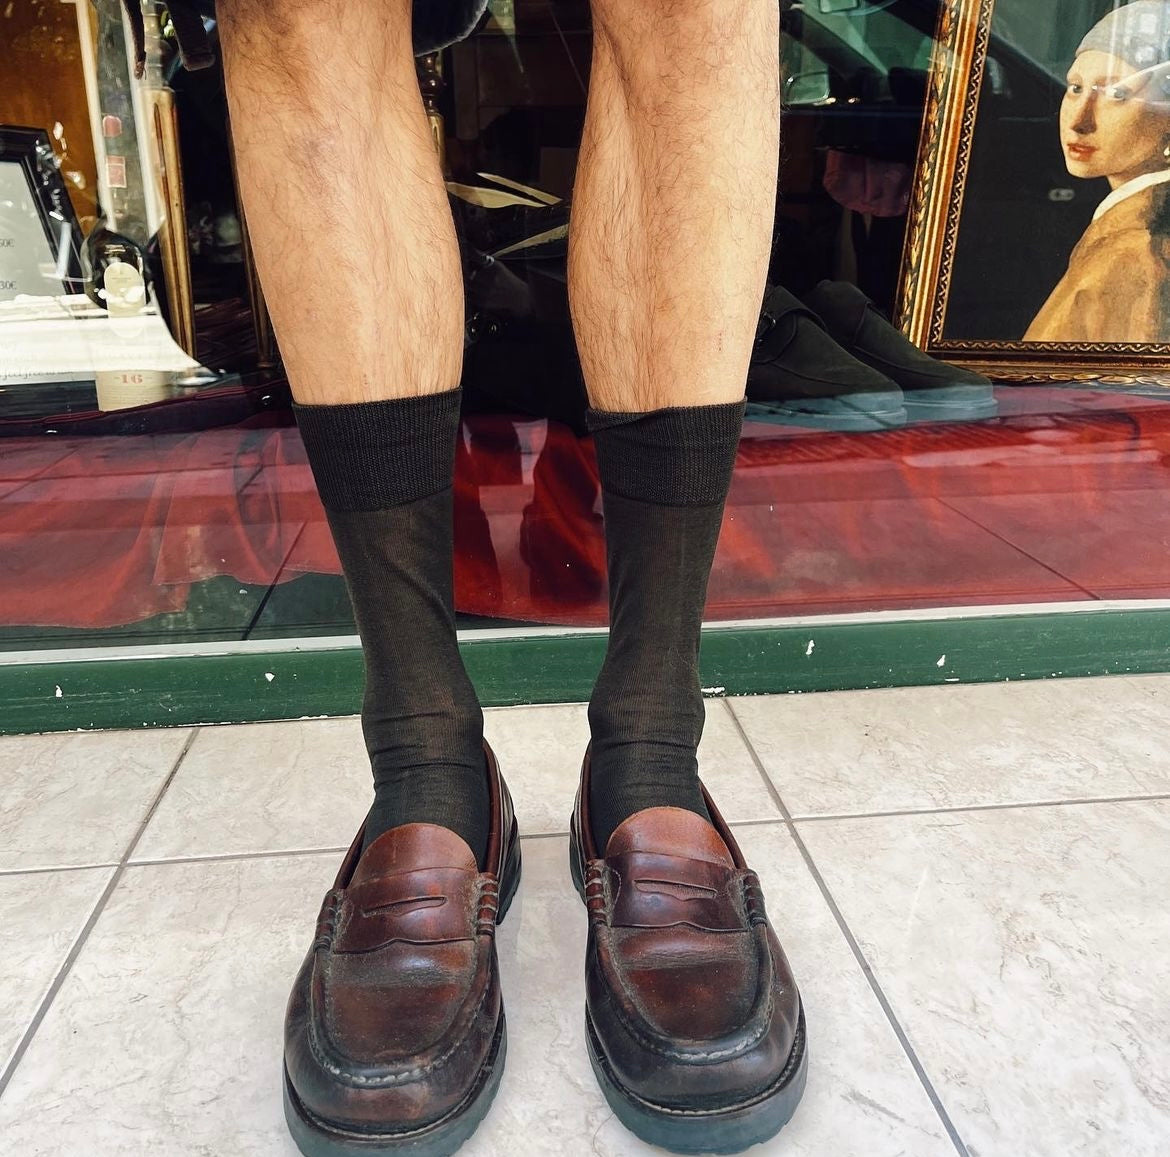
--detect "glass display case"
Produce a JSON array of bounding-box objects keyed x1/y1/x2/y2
[{"x1": 4, "y1": 0, "x2": 1170, "y2": 728}]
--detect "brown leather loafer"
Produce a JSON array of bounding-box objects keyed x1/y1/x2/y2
[
  {"x1": 283, "y1": 743, "x2": 521, "y2": 1157},
  {"x1": 569, "y1": 749, "x2": 807, "y2": 1155}
]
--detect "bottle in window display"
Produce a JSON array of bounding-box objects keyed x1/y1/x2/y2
[
  {"x1": 82, "y1": 113, "x2": 150, "y2": 315},
  {"x1": 83, "y1": 0, "x2": 152, "y2": 315}
]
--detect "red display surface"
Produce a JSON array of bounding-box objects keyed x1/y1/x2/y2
[{"x1": 3, "y1": 389, "x2": 1169, "y2": 637}]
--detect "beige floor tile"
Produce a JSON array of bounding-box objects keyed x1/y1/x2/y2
[
  {"x1": 798, "y1": 799, "x2": 1170, "y2": 1156},
  {"x1": 0, "y1": 853, "x2": 328, "y2": 1156},
  {"x1": 133, "y1": 718, "x2": 370, "y2": 861},
  {"x1": 0, "y1": 867, "x2": 114, "y2": 1076},
  {"x1": 0, "y1": 729, "x2": 193, "y2": 870},
  {"x1": 483, "y1": 699, "x2": 780, "y2": 836},
  {"x1": 730, "y1": 675, "x2": 1170, "y2": 818},
  {"x1": 133, "y1": 703, "x2": 778, "y2": 863}
]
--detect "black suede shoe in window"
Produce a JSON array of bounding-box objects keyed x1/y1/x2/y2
[
  {"x1": 747, "y1": 284, "x2": 907, "y2": 432},
  {"x1": 803, "y1": 280, "x2": 999, "y2": 423}
]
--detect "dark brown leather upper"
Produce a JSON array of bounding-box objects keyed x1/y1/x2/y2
[
  {"x1": 284, "y1": 743, "x2": 517, "y2": 1134},
  {"x1": 572, "y1": 750, "x2": 802, "y2": 1110}
]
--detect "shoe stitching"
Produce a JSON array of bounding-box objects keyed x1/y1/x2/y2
[
  {"x1": 288, "y1": 1015, "x2": 506, "y2": 1140},
  {"x1": 584, "y1": 862, "x2": 608, "y2": 927},
  {"x1": 313, "y1": 889, "x2": 343, "y2": 950},
  {"x1": 309, "y1": 950, "x2": 496, "y2": 1087},
  {"x1": 476, "y1": 877, "x2": 500, "y2": 936},
  {"x1": 743, "y1": 872, "x2": 768, "y2": 927},
  {"x1": 308, "y1": 882, "x2": 500, "y2": 1087},
  {"x1": 588, "y1": 872, "x2": 776, "y2": 1063},
  {"x1": 592, "y1": 1012, "x2": 806, "y2": 1118}
]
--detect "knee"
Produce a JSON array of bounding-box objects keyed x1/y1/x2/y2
[
  {"x1": 218, "y1": 0, "x2": 410, "y2": 47},
  {"x1": 590, "y1": 0, "x2": 755, "y2": 37},
  {"x1": 589, "y1": 0, "x2": 774, "y2": 73}
]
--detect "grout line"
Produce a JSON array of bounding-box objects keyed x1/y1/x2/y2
[
  {"x1": 120, "y1": 829, "x2": 576, "y2": 867},
  {"x1": 117, "y1": 729, "x2": 202, "y2": 864},
  {"x1": 0, "y1": 728, "x2": 201, "y2": 1102},
  {"x1": 719, "y1": 697, "x2": 798, "y2": 834},
  {"x1": 721, "y1": 700, "x2": 973, "y2": 1157},
  {"x1": 125, "y1": 846, "x2": 350, "y2": 868},
  {"x1": 0, "y1": 863, "x2": 119, "y2": 878},
  {"x1": 727, "y1": 817, "x2": 798, "y2": 830},
  {"x1": 0, "y1": 830, "x2": 585, "y2": 880},
  {"x1": 790, "y1": 792, "x2": 1170, "y2": 823},
  {"x1": 11, "y1": 791, "x2": 1168, "y2": 880}
]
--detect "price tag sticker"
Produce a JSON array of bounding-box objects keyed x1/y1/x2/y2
[{"x1": 106, "y1": 155, "x2": 127, "y2": 189}]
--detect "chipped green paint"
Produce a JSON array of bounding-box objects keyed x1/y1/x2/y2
[{"x1": 3, "y1": 608, "x2": 1169, "y2": 734}]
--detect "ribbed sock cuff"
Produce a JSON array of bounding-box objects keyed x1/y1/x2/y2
[
  {"x1": 587, "y1": 401, "x2": 745, "y2": 506},
  {"x1": 294, "y1": 388, "x2": 462, "y2": 512}
]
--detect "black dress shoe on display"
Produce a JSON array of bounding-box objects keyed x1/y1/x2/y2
[
  {"x1": 748, "y1": 284, "x2": 908, "y2": 432},
  {"x1": 803, "y1": 280, "x2": 999, "y2": 423}
]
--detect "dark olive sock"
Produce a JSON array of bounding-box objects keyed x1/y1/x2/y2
[
  {"x1": 294, "y1": 389, "x2": 489, "y2": 865},
  {"x1": 586, "y1": 401, "x2": 745, "y2": 851}
]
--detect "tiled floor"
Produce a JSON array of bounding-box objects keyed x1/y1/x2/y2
[{"x1": 2, "y1": 677, "x2": 1169, "y2": 1156}]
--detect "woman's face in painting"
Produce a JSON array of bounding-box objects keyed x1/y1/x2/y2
[{"x1": 1061, "y1": 50, "x2": 1170, "y2": 188}]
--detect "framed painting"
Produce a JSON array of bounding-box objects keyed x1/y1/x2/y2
[{"x1": 898, "y1": 0, "x2": 1170, "y2": 381}]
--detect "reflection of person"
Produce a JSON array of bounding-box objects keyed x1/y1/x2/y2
[
  {"x1": 1027, "y1": 1, "x2": 1170, "y2": 343},
  {"x1": 191, "y1": 0, "x2": 808, "y2": 1154}
]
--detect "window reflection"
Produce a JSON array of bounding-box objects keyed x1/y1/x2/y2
[{"x1": 3, "y1": 0, "x2": 1170, "y2": 652}]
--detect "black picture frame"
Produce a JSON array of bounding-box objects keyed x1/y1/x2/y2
[{"x1": 0, "y1": 124, "x2": 86, "y2": 295}]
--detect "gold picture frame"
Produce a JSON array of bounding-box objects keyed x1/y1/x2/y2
[{"x1": 897, "y1": 0, "x2": 1170, "y2": 384}]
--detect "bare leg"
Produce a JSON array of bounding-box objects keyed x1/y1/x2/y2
[
  {"x1": 569, "y1": 0, "x2": 781, "y2": 412},
  {"x1": 218, "y1": 0, "x2": 463, "y2": 404}
]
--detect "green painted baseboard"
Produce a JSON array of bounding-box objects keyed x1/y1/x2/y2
[{"x1": 4, "y1": 608, "x2": 1170, "y2": 734}]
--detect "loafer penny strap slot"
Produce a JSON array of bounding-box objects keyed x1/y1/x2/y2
[
  {"x1": 606, "y1": 852, "x2": 747, "y2": 932},
  {"x1": 334, "y1": 867, "x2": 479, "y2": 952}
]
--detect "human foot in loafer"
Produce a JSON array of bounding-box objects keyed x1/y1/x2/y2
[
  {"x1": 569, "y1": 750, "x2": 808, "y2": 1155},
  {"x1": 802, "y1": 279, "x2": 999, "y2": 423},
  {"x1": 747, "y1": 282, "x2": 908, "y2": 432},
  {"x1": 282, "y1": 742, "x2": 521, "y2": 1157}
]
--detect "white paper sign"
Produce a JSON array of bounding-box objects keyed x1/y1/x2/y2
[{"x1": 0, "y1": 159, "x2": 71, "y2": 301}]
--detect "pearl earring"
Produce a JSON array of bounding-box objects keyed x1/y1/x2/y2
[{"x1": 1164, "y1": 142, "x2": 1170, "y2": 165}]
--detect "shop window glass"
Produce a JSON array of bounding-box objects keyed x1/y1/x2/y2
[{"x1": 3, "y1": 0, "x2": 1170, "y2": 653}]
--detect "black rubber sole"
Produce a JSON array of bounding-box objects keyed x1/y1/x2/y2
[
  {"x1": 586, "y1": 1007, "x2": 808, "y2": 1156},
  {"x1": 282, "y1": 825, "x2": 522, "y2": 1157},
  {"x1": 903, "y1": 397, "x2": 999, "y2": 423},
  {"x1": 746, "y1": 398, "x2": 908, "y2": 432}
]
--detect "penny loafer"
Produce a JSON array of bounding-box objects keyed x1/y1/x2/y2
[
  {"x1": 569, "y1": 750, "x2": 808, "y2": 1155},
  {"x1": 283, "y1": 743, "x2": 521, "y2": 1157}
]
